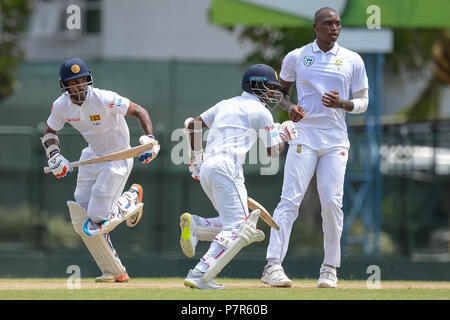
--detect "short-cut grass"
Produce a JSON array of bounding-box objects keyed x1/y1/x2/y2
[{"x1": 0, "y1": 278, "x2": 449, "y2": 300}]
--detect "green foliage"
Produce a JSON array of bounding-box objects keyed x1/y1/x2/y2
[
  {"x1": 238, "y1": 25, "x2": 449, "y2": 121},
  {"x1": 385, "y1": 29, "x2": 442, "y2": 75},
  {"x1": 239, "y1": 26, "x2": 315, "y2": 70},
  {"x1": 0, "y1": 205, "x2": 81, "y2": 250},
  {"x1": 0, "y1": 0, "x2": 31, "y2": 102}
]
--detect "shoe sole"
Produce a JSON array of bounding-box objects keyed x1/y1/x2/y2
[
  {"x1": 184, "y1": 280, "x2": 199, "y2": 289},
  {"x1": 318, "y1": 282, "x2": 337, "y2": 288},
  {"x1": 261, "y1": 278, "x2": 292, "y2": 288},
  {"x1": 126, "y1": 184, "x2": 143, "y2": 227},
  {"x1": 95, "y1": 273, "x2": 130, "y2": 283},
  {"x1": 184, "y1": 279, "x2": 224, "y2": 290},
  {"x1": 179, "y1": 213, "x2": 194, "y2": 258}
]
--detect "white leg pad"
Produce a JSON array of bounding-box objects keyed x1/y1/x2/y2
[
  {"x1": 196, "y1": 226, "x2": 222, "y2": 241},
  {"x1": 202, "y1": 210, "x2": 265, "y2": 282},
  {"x1": 68, "y1": 201, "x2": 126, "y2": 277}
]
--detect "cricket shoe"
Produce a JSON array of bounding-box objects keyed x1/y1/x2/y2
[
  {"x1": 317, "y1": 265, "x2": 337, "y2": 288},
  {"x1": 261, "y1": 263, "x2": 292, "y2": 287},
  {"x1": 83, "y1": 196, "x2": 144, "y2": 237},
  {"x1": 184, "y1": 269, "x2": 224, "y2": 290},
  {"x1": 179, "y1": 212, "x2": 200, "y2": 258},
  {"x1": 126, "y1": 184, "x2": 144, "y2": 227},
  {"x1": 95, "y1": 272, "x2": 130, "y2": 283}
]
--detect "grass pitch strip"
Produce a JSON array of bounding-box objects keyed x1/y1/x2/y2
[{"x1": 0, "y1": 278, "x2": 449, "y2": 300}]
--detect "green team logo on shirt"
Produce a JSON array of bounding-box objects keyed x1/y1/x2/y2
[{"x1": 303, "y1": 56, "x2": 315, "y2": 67}]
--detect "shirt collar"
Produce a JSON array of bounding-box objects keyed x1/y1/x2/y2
[
  {"x1": 241, "y1": 91, "x2": 264, "y2": 104},
  {"x1": 312, "y1": 39, "x2": 340, "y2": 55}
]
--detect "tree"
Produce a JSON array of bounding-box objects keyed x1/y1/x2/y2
[
  {"x1": 237, "y1": 26, "x2": 450, "y2": 121},
  {"x1": 0, "y1": 0, "x2": 31, "y2": 103}
]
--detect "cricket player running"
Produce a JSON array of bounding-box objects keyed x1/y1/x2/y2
[
  {"x1": 41, "y1": 58, "x2": 160, "y2": 282},
  {"x1": 261, "y1": 7, "x2": 369, "y2": 288},
  {"x1": 180, "y1": 64, "x2": 298, "y2": 289}
]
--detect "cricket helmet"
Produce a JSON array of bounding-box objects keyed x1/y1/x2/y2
[
  {"x1": 59, "y1": 58, "x2": 93, "y2": 102},
  {"x1": 241, "y1": 64, "x2": 283, "y2": 110}
]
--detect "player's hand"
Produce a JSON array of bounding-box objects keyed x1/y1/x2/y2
[
  {"x1": 48, "y1": 152, "x2": 72, "y2": 178},
  {"x1": 288, "y1": 105, "x2": 305, "y2": 122},
  {"x1": 138, "y1": 135, "x2": 160, "y2": 164},
  {"x1": 278, "y1": 121, "x2": 297, "y2": 142},
  {"x1": 322, "y1": 90, "x2": 341, "y2": 108},
  {"x1": 189, "y1": 149, "x2": 203, "y2": 181}
]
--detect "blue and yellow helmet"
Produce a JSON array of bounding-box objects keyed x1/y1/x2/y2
[
  {"x1": 59, "y1": 58, "x2": 92, "y2": 83},
  {"x1": 241, "y1": 64, "x2": 283, "y2": 110}
]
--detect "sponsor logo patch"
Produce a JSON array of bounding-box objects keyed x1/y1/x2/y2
[
  {"x1": 296, "y1": 144, "x2": 302, "y2": 153},
  {"x1": 109, "y1": 98, "x2": 123, "y2": 108}
]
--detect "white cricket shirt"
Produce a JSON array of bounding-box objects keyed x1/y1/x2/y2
[
  {"x1": 280, "y1": 40, "x2": 369, "y2": 134},
  {"x1": 47, "y1": 87, "x2": 131, "y2": 156},
  {"x1": 200, "y1": 91, "x2": 282, "y2": 164}
]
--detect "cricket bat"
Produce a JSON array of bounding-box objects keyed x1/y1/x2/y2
[
  {"x1": 247, "y1": 197, "x2": 280, "y2": 230},
  {"x1": 44, "y1": 141, "x2": 158, "y2": 174}
]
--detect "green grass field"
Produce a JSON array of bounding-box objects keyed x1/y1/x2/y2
[{"x1": 0, "y1": 278, "x2": 449, "y2": 300}]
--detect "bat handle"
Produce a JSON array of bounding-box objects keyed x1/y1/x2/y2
[{"x1": 43, "y1": 161, "x2": 78, "y2": 174}]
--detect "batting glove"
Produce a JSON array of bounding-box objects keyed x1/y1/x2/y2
[
  {"x1": 138, "y1": 135, "x2": 160, "y2": 164},
  {"x1": 278, "y1": 121, "x2": 297, "y2": 142},
  {"x1": 189, "y1": 149, "x2": 203, "y2": 181},
  {"x1": 48, "y1": 152, "x2": 72, "y2": 178}
]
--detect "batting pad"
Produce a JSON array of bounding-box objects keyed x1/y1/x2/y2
[
  {"x1": 196, "y1": 226, "x2": 222, "y2": 241},
  {"x1": 67, "y1": 201, "x2": 126, "y2": 277},
  {"x1": 202, "y1": 210, "x2": 265, "y2": 282}
]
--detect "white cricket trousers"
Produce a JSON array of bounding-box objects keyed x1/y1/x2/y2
[
  {"x1": 266, "y1": 126, "x2": 349, "y2": 268},
  {"x1": 194, "y1": 155, "x2": 249, "y2": 272},
  {"x1": 74, "y1": 147, "x2": 133, "y2": 223}
]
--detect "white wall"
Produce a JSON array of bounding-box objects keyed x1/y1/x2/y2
[
  {"x1": 101, "y1": 0, "x2": 254, "y2": 61},
  {"x1": 24, "y1": 0, "x2": 254, "y2": 61}
]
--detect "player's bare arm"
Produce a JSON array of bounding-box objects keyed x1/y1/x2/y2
[
  {"x1": 126, "y1": 101, "x2": 160, "y2": 165},
  {"x1": 126, "y1": 101, "x2": 154, "y2": 135},
  {"x1": 278, "y1": 79, "x2": 305, "y2": 122},
  {"x1": 183, "y1": 116, "x2": 205, "y2": 181},
  {"x1": 42, "y1": 125, "x2": 59, "y2": 155},
  {"x1": 41, "y1": 124, "x2": 72, "y2": 178},
  {"x1": 322, "y1": 90, "x2": 354, "y2": 111},
  {"x1": 322, "y1": 89, "x2": 369, "y2": 113},
  {"x1": 186, "y1": 116, "x2": 207, "y2": 151}
]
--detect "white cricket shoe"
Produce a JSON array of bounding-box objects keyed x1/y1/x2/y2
[
  {"x1": 179, "y1": 212, "x2": 199, "y2": 258},
  {"x1": 317, "y1": 265, "x2": 338, "y2": 288},
  {"x1": 261, "y1": 263, "x2": 292, "y2": 287},
  {"x1": 184, "y1": 269, "x2": 224, "y2": 290}
]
